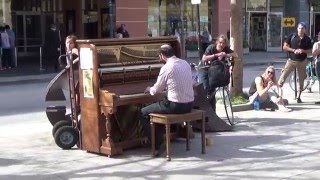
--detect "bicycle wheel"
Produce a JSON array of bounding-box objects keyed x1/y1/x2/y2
[
  {"x1": 215, "y1": 87, "x2": 235, "y2": 126},
  {"x1": 288, "y1": 70, "x2": 310, "y2": 92},
  {"x1": 222, "y1": 87, "x2": 235, "y2": 126}
]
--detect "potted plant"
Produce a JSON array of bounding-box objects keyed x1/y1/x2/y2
[{"x1": 243, "y1": 40, "x2": 249, "y2": 54}]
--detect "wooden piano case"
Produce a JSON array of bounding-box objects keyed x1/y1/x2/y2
[{"x1": 77, "y1": 37, "x2": 181, "y2": 156}]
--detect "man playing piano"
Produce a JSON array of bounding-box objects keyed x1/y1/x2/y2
[{"x1": 141, "y1": 44, "x2": 194, "y2": 156}]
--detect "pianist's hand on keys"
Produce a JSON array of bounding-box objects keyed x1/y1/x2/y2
[{"x1": 144, "y1": 87, "x2": 151, "y2": 94}]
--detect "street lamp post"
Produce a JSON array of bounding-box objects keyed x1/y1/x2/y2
[{"x1": 191, "y1": 0, "x2": 201, "y2": 59}]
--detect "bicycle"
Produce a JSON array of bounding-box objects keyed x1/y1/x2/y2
[
  {"x1": 288, "y1": 56, "x2": 318, "y2": 93},
  {"x1": 199, "y1": 57, "x2": 235, "y2": 126}
]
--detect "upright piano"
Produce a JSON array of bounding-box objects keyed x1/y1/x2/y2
[{"x1": 77, "y1": 37, "x2": 181, "y2": 156}]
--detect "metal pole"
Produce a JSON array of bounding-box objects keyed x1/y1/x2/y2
[
  {"x1": 196, "y1": 4, "x2": 201, "y2": 59},
  {"x1": 40, "y1": 46, "x2": 45, "y2": 71},
  {"x1": 180, "y1": 0, "x2": 186, "y2": 59},
  {"x1": 294, "y1": 68, "x2": 297, "y2": 99},
  {"x1": 14, "y1": 47, "x2": 17, "y2": 67}
]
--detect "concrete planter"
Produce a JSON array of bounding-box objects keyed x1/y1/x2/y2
[{"x1": 232, "y1": 104, "x2": 252, "y2": 112}]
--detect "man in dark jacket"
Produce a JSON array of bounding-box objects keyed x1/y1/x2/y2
[{"x1": 44, "y1": 24, "x2": 61, "y2": 72}]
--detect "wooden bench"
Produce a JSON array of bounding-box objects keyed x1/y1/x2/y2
[{"x1": 149, "y1": 109, "x2": 206, "y2": 161}]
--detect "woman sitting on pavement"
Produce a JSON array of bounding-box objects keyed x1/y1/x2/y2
[{"x1": 248, "y1": 66, "x2": 292, "y2": 112}]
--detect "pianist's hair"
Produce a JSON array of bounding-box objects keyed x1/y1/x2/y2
[{"x1": 159, "y1": 44, "x2": 174, "y2": 57}]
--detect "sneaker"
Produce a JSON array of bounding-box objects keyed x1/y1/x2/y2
[
  {"x1": 279, "y1": 106, "x2": 292, "y2": 112},
  {"x1": 297, "y1": 98, "x2": 302, "y2": 103}
]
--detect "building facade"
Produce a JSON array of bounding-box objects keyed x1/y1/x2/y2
[{"x1": 1, "y1": 0, "x2": 320, "y2": 61}]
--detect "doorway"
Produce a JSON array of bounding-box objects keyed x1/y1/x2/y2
[
  {"x1": 13, "y1": 12, "x2": 42, "y2": 57},
  {"x1": 267, "y1": 12, "x2": 283, "y2": 52},
  {"x1": 250, "y1": 13, "x2": 267, "y2": 51}
]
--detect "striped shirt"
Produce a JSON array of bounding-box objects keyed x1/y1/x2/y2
[{"x1": 150, "y1": 56, "x2": 194, "y2": 103}]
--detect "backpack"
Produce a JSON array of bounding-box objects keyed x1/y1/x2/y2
[{"x1": 208, "y1": 60, "x2": 230, "y2": 89}]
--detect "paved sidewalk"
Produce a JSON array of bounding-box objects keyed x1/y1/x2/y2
[{"x1": 0, "y1": 82, "x2": 319, "y2": 179}]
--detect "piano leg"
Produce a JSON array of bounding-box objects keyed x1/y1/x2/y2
[{"x1": 100, "y1": 114, "x2": 123, "y2": 156}]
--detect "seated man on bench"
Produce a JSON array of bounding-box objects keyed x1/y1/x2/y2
[
  {"x1": 140, "y1": 44, "x2": 194, "y2": 156},
  {"x1": 248, "y1": 66, "x2": 292, "y2": 112}
]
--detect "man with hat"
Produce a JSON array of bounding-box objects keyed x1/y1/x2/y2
[{"x1": 278, "y1": 22, "x2": 312, "y2": 103}]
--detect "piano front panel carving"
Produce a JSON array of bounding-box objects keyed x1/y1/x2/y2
[{"x1": 99, "y1": 66, "x2": 161, "y2": 85}]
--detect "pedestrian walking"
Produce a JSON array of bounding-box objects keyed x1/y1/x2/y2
[
  {"x1": 278, "y1": 22, "x2": 312, "y2": 103},
  {"x1": 0, "y1": 26, "x2": 12, "y2": 70},
  {"x1": 201, "y1": 26, "x2": 212, "y2": 53},
  {"x1": 5, "y1": 25, "x2": 15, "y2": 68}
]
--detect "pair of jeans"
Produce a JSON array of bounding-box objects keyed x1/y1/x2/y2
[
  {"x1": 198, "y1": 68, "x2": 209, "y2": 95},
  {"x1": 198, "y1": 67, "x2": 218, "y2": 111},
  {"x1": 140, "y1": 98, "x2": 193, "y2": 149},
  {"x1": 1, "y1": 48, "x2": 12, "y2": 68}
]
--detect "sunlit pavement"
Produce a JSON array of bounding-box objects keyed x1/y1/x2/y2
[
  {"x1": 1, "y1": 52, "x2": 320, "y2": 179},
  {"x1": 0, "y1": 81, "x2": 320, "y2": 179}
]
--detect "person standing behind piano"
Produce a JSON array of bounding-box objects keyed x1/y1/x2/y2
[
  {"x1": 64, "y1": 35, "x2": 80, "y2": 112},
  {"x1": 141, "y1": 44, "x2": 194, "y2": 156}
]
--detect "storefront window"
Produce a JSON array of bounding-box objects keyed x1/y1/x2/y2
[
  {"x1": 148, "y1": 0, "x2": 210, "y2": 50},
  {"x1": 100, "y1": 0, "x2": 116, "y2": 38},
  {"x1": 314, "y1": 5, "x2": 320, "y2": 11},
  {"x1": 246, "y1": 0, "x2": 267, "y2": 11}
]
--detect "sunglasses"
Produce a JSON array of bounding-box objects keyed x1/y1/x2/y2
[{"x1": 267, "y1": 71, "x2": 274, "y2": 75}]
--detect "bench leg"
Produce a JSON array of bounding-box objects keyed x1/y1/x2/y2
[
  {"x1": 165, "y1": 123, "x2": 171, "y2": 161},
  {"x1": 201, "y1": 113, "x2": 206, "y2": 154},
  {"x1": 186, "y1": 121, "x2": 190, "y2": 151},
  {"x1": 151, "y1": 121, "x2": 156, "y2": 157}
]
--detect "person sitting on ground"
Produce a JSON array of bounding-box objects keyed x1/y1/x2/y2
[
  {"x1": 248, "y1": 66, "x2": 292, "y2": 112},
  {"x1": 140, "y1": 44, "x2": 194, "y2": 156}
]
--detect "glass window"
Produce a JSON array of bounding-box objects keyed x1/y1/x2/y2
[
  {"x1": 270, "y1": 0, "x2": 283, "y2": 12},
  {"x1": 100, "y1": 0, "x2": 116, "y2": 38},
  {"x1": 148, "y1": 0, "x2": 210, "y2": 50},
  {"x1": 314, "y1": 5, "x2": 320, "y2": 12},
  {"x1": 246, "y1": 0, "x2": 267, "y2": 11}
]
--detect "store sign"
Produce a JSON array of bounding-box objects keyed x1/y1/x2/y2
[
  {"x1": 282, "y1": 17, "x2": 295, "y2": 27},
  {"x1": 200, "y1": 16, "x2": 208, "y2": 22}
]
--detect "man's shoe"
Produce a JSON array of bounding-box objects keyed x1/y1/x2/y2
[{"x1": 297, "y1": 98, "x2": 302, "y2": 103}]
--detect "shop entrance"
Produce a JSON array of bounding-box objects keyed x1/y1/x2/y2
[
  {"x1": 13, "y1": 12, "x2": 42, "y2": 57},
  {"x1": 249, "y1": 13, "x2": 267, "y2": 51}
]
